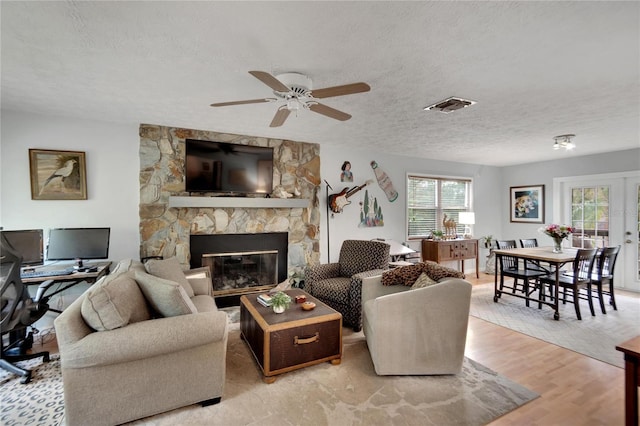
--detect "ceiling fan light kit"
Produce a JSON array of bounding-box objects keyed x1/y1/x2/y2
[
  {"x1": 424, "y1": 96, "x2": 477, "y2": 113},
  {"x1": 552, "y1": 134, "x2": 576, "y2": 151},
  {"x1": 211, "y1": 70, "x2": 370, "y2": 127}
]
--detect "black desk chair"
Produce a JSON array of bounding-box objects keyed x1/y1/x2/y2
[
  {"x1": 1, "y1": 233, "x2": 53, "y2": 383},
  {"x1": 497, "y1": 240, "x2": 548, "y2": 307}
]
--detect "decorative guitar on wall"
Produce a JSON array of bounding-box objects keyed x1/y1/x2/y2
[{"x1": 328, "y1": 180, "x2": 373, "y2": 213}]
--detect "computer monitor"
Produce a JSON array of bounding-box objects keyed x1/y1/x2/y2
[
  {"x1": 1, "y1": 229, "x2": 44, "y2": 266},
  {"x1": 46, "y1": 228, "x2": 110, "y2": 262}
]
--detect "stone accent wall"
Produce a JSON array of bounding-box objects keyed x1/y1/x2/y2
[{"x1": 139, "y1": 124, "x2": 321, "y2": 278}]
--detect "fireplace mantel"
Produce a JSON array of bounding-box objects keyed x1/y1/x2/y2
[{"x1": 168, "y1": 196, "x2": 309, "y2": 209}]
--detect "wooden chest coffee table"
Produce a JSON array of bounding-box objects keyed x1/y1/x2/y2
[{"x1": 240, "y1": 289, "x2": 342, "y2": 383}]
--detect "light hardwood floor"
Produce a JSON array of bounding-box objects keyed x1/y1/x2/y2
[
  {"x1": 466, "y1": 273, "x2": 629, "y2": 426},
  {"x1": 31, "y1": 273, "x2": 632, "y2": 425}
]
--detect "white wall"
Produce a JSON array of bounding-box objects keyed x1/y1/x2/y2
[
  {"x1": 500, "y1": 148, "x2": 640, "y2": 243},
  {"x1": 319, "y1": 145, "x2": 502, "y2": 264},
  {"x1": 3, "y1": 110, "x2": 637, "y2": 270},
  {"x1": 0, "y1": 110, "x2": 140, "y2": 261}
]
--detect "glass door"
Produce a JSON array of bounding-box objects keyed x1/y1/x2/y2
[
  {"x1": 570, "y1": 185, "x2": 610, "y2": 249},
  {"x1": 559, "y1": 173, "x2": 639, "y2": 292},
  {"x1": 624, "y1": 177, "x2": 640, "y2": 291}
]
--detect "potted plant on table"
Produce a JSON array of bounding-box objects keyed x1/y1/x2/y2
[
  {"x1": 539, "y1": 224, "x2": 575, "y2": 253},
  {"x1": 270, "y1": 291, "x2": 292, "y2": 314}
]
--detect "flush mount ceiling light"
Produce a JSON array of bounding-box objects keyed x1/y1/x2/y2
[
  {"x1": 423, "y1": 97, "x2": 477, "y2": 113},
  {"x1": 553, "y1": 134, "x2": 576, "y2": 150}
]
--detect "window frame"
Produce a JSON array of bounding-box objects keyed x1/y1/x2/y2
[{"x1": 406, "y1": 173, "x2": 473, "y2": 241}]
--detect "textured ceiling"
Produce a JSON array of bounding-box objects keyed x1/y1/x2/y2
[{"x1": 1, "y1": 1, "x2": 638, "y2": 166}]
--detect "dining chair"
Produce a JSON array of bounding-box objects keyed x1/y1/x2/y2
[
  {"x1": 496, "y1": 240, "x2": 548, "y2": 307},
  {"x1": 519, "y1": 238, "x2": 546, "y2": 271},
  {"x1": 539, "y1": 248, "x2": 598, "y2": 320},
  {"x1": 519, "y1": 237, "x2": 556, "y2": 278},
  {"x1": 585, "y1": 246, "x2": 621, "y2": 313},
  {"x1": 519, "y1": 238, "x2": 538, "y2": 248}
]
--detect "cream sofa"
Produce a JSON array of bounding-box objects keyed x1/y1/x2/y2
[
  {"x1": 362, "y1": 271, "x2": 472, "y2": 375},
  {"x1": 54, "y1": 258, "x2": 228, "y2": 426}
]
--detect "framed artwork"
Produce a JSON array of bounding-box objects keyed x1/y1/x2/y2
[
  {"x1": 510, "y1": 184, "x2": 544, "y2": 223},
  {"x1": 29, "y1": 149, "x2": 87, "y2": 200}
]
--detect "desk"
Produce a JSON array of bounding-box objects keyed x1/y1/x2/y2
[
  {"x1": 493, "y1": 247, "x2": 575, "y2": 320},
  {"x1": 421, "y1": 239, "x2": 479, "y2": 278},
  {"x1": 616, "y1": 335, "x2": 640, "y2": 426},
  {"x1": 22, "y1": 261, "x2": 112, "y2": 313},
  {"x1": 373, "y1": 239, "x2": 416, "y2": 262}
]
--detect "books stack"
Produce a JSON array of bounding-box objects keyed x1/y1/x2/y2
[{"x1": 257, "y1": 294, "x2": 272, "y2": 307}]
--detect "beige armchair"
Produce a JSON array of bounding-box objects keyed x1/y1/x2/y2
[
  {"x1": 54, "y1": 259, "x2": 228, "y2": 426},
  {"x1": 362, "y1": 274, "x2": 472, "y2": 375}
]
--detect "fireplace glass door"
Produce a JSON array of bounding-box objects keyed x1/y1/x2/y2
[{"x1": 202, "y1": 250, "x2": 278, "y2": 296}]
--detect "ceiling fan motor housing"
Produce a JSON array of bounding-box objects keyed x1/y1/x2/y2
[{"x1": 273, "y1": 72, "x2": 313, "y2": 98}]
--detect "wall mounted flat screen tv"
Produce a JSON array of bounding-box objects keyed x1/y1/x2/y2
[
  {"x1": 1, "y1": 229, "x2": 44, "y2": 266},
  {"x1": 47, "y1": 228, "x2": 111, "y2": 261},
  {"x1": 185, "y1": 139, "x2": 274, "y2": 195}
]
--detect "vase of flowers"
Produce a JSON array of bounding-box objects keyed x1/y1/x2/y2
[
  {"x1": 539, "y1": 224, "x2": 575, "y2": 253},
  {"x1": 270, "y1": 291, "x2": 292, "y2": 314}
]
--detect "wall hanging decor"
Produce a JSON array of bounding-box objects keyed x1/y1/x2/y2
[
  {"x1": 29, "y1": 149, "x2": 87, "y2": 200},
  {"x1": 340, "y1": 161, "x2": 353, "y2": 182},
  {"x1": 370, "y1": 161, "x2": 397, "y2": 202},
  {"x1": 328, "y1": 179, "x2": 372, "y2": 213},
  {"x1": 359, "y1": 189, "x2": 384, "y2": 227},
  {"x1": 510, "y1": 184, "x2": 544, "y2": 223}
]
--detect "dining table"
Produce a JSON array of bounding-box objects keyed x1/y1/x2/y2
[{"x1": 493, "y1": 246, "x2": 577, "y2": 320}]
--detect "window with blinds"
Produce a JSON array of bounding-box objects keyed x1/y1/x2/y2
[{"x1": 407, "y1": 175, "x2": 472, "y2": 239}]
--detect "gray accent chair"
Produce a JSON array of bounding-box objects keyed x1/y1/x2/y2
[
  {"x1": 362, "y1": 275, "x2": 472, "y2": 375},
  {"x1": 54, "y1": 259, "x2": 228, "y2": 426},
  {"x1": 305, "y1": 240, "x2": 390, "y2": 331}
]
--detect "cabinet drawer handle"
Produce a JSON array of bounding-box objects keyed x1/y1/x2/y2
[{"x1": 294, "y1": 332, "x2": 319, "y2": 345}]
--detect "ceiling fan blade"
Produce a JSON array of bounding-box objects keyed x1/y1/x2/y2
[
  {"x1": 310, "y1": 82, "x2": 370, "y2": 99},
  {"x1": 210, "y1": 98, "x2": 276, "y2": 107},
  {"x1": 308, "y1": 103, "x2": 352, "y2": 121},
  {"x1": 249, "y1": 71, "x2": 291, "y2": 93},
  {"x1": 270, "y1": 107, "x2": 291, "y2": 127}
]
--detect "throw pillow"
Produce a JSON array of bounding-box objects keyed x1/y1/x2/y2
[
  {"x1": 381, "y1": 263, "x2": 425, "y2": 286},
  {"x1": 81, "y1": 274, "x2": 152, "y2": 331},
  {"x1": 134, "y1": 271, "x2": 198, "y2": 317},
  {"x1": 422, "y1": 261, "x2": 465, "y2": 282},
  {"x1": 144, "y1": 256, "x2": 195, "y2": 298},
  {"x1": 411, "y1": 272, "x2": 439, "y2": 289}
]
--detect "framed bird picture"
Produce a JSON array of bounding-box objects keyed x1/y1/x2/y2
[{"x1": 29, "y1": 149, "x2": 87, "y2": 200}]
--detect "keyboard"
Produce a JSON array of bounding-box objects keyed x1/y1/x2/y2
[{"x1": 21, "y1": 268, "x2": 75, "y2": 279}]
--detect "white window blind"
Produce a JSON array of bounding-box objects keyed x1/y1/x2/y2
[{"x1": 407, "y1": 175, "x2": 472, "y2": 239}]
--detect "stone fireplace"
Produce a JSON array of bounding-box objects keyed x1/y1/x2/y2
[
  {"x1": 190, "y1": 232, "x2": 288, "y2": 296},
  {"x1": 138, "y1": 124, "x2": 321, "y2": 290}
]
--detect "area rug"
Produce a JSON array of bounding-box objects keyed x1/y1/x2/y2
[
  {"x1": 1, "y1": 328, "x2": 537, "y2": 426},
  {"x1": 0, "y1": 355, "x2": 65, "y2": 426},
  {"x1": 470, "y1": 283, "x2": 640, "y2": 368}
]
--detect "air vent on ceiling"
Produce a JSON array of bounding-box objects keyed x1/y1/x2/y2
[{"x1": 424, "y1": 97, "x2": 477, "y2": 113}]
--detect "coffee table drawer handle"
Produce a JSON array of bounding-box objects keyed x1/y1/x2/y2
[{"x1": 294, "y1": 332, "x2": 319, "y2": 345}]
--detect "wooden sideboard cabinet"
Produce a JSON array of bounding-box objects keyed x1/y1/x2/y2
[{"x1": 421, "y1": 239, "x2": 479, "y2": 278}]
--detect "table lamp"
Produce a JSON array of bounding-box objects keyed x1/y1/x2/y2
[{"x1": 458, "y1": 212, "x2": 475, "y2": 238}]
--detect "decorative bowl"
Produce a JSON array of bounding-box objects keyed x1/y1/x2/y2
[
  {"x1": 301, "y1": 301, "x2": 316, "y2": 311},
  {"x1": 295, "y1": 295, "x2": 307, "y2": 304}
]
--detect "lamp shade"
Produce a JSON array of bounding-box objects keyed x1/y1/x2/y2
[{"x1": 458, "y1": 212, "x2": 475, "y2": 225}]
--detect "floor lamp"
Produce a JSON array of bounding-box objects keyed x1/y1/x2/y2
[{"x1": 324, "y1": 180, "x2": 333, "y2": 263}]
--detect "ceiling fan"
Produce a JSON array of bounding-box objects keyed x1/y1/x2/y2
[{"x1": 210, "y1": 71, "x2": 371, "y2": 127}]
